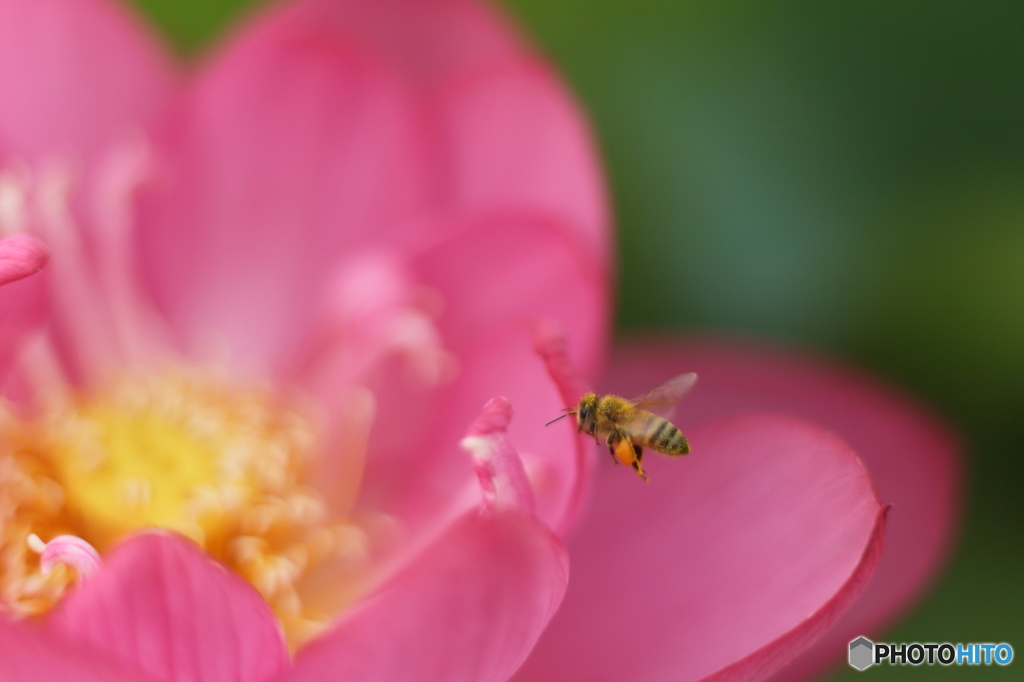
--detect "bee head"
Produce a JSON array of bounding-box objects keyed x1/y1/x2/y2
[{"x1": 576, "y1": 393, "x2": 599, "y2": 434}]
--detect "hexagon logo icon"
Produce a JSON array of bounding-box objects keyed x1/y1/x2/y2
[{"x1": 849, "y1": 637, "x2": 875, "y2": 670}]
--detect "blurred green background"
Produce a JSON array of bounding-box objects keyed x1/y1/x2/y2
[{"x1": 128, "y1": 0, "x2": 1024, "y2": 678}]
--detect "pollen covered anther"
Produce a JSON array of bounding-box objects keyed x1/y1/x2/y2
[
  {"x1": 0, "y1": 369, "x2": 369, "y2": 648},
  {"x1": 0, "y1": 427, "x2": 81, "y2": 616}
]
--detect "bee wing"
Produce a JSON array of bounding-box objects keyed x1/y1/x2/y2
[{"x1": 628, "y1": 372, "x2": 697, "y2": 419}]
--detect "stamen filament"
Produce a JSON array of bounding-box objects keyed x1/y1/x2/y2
[{"x1": 27, "y1": 534, "x2": 100, "y2": 582}]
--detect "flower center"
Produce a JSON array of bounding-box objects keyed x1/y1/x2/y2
[{"x1": 0, "y1": 369, "x2": 368, "y2": 648}]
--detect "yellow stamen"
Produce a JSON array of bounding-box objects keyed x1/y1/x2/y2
[
  {"x1": 0, "y1": 415, "x2": 79, "y2": 616},
  {"x1": 0, "y1": 369, "x2": 370, "y2": 649}
]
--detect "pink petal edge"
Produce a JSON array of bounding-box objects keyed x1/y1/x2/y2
[
  {"x1": 48, "y1": 532, "x2": 288, "y2": 682},
  {"x1": 701, "y1": 504, "x2": 888, "y2": 682},
  {"x1": 512, "y1": 413, "x2": 886, "y2": 682}
]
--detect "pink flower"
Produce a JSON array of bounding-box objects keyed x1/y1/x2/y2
[{"x1": 0, "y1": 1, "x2": 956, "y2": 681}]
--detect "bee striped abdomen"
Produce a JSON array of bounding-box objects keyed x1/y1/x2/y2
[{"x1": 642, "y1": 415, "x2": 690, "y2": 455}]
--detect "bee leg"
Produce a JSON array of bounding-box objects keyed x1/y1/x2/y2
[
  {"x1": 631, "y1": 445, "x2": 648, "y2": 482},
  {"x1": 606, "y1": 433, "x2": 621, "y2": 465}
]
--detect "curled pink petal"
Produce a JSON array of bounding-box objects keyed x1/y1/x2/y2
[
  {"x1": 0, "y1": 235, "x2": 49, "y2": 287},
  {"x1": 48, "y1": 532, "x2": 288, "y2": 682},
  {"x1": 291, "y1": 508, "x2": 568, "y2": 682},
  {"x1": 30, "y1": 534, "x2": 100, "y2": 582},
  {"x1": 604, "y1": 337, "x2": 959, "y2": 681},
  {"x1": 462, "y1": 396, "x2": 535, "y2": 513},
  {"x1": 512, "y1": 413, "x2": 886, "y2": 682},
  {"x1": 0, "y1": 617, "x2": 156, "y2": 682}
]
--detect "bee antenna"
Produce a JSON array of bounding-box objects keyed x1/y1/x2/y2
[{"x1": 545, "y1": 412, "x2": 575, "y2": 427}]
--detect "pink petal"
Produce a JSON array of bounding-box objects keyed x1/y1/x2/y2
[
  {"x1": 48, "y1": 532, "x2": 288, "y2": 682},
  {"x1": 512, "y1": 413, "x2": 886, "y2": 682},
  {"x1": 289, "y1": 509, "x2": 568, "y2": 682},
  {"x1": 605, "y1": 337, "x2": 960, "y2": 681},
  {"x1": 0, "y1": 616, "x2": 157, "y2": 682},
  {"x1": 355, "y1": 214, "x2": 606, "y2": 536},
  {"x1": 295, "y1": 0, "x2": 528, "y2": 91},
  {"x1": 412, "y1": 215, "x2": 606, "y2": 360},
  {"x1": 136, "y1": 0, "x2": 609, "y2": 376},
  {"x1": 437, "y1": 61, "x2": 609, "y2": 265},
  {"x1": 135, "y1": 0, "x2": 432, "y2": 372},
  {"x1": 0, "y1": 0, "x2": 174, "y2": 161},
  {"x1": 270, "y1": 0, "x2": 609, "y2": 259},
  {"x1": 0, "y1": 235, "x2": 48, "y2": 287}
]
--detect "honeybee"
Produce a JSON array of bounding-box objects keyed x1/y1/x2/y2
[{"x1": 546, "y1": 373, "x2": 697, "y2": 481}]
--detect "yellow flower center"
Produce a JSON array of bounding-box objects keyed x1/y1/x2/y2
[{"x1": 0, "y1": 370, "x2": 369, "y2": 649}]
